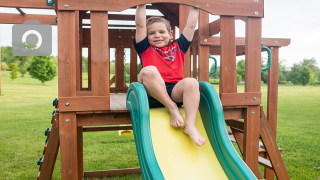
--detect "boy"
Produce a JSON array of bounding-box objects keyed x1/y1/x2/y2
[{"x1": 134, "y1": 5, "x2": 206, "y2": 146}]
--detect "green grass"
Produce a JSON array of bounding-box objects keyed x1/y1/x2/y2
[{"x1": 0, "y1": 71, "x2": 319, "y2": 180}]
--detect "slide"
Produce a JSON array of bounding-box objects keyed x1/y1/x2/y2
[{"x1": 126, "y1": 82, "x2": 257, "y2": 180}]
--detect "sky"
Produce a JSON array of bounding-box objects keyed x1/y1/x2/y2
[{"x1": 0, "y1": 0, "x2": 320, "y2": 68}]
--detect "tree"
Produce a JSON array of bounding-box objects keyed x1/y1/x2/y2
[
  {"x1": 28, "y1": 56, "x2": 57, "y2": 84},
  {"x1": 299, "y1": 66, "x2": 311, "y2": 86},
  {"x1": 8, "y1": 63, "x2": 18, "y2": 81},
  {"x1": 237, "y1": 60, "x2": 245, "y2": 81},
  {"x1": 237, "y1": 74, "x2": 242, "y2": 84},
  {"x1": 309, "y1": 73, "x2": 318, "y2": 85}
]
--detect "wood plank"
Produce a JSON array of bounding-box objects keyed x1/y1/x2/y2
[
  {"x1": 223, "y1": 108, "x2": 244, "y2": 120},
  {"x1": 59, "y1": 112, "x2": 79, "y2": 180},
  {"x1": 130, "y1": 46, "x2": 138, "y2": 83},
  {"x1": 258, "y1": 156, "x2": 273, "y2": 170},
  {"x1": 245, "y1": 17, "x2": 262, "y2": 93},
  {"x1": 197, "y1": 10, "x2": 209, "y2": 82},
  {"x1": 75, "y1": 11, "x2": 81, "y2": 92},
  {"x1": 243, "y1": 105, "x2": 260, "y2": 177},
  {"x1": 209, "y1": 19, "x2": 221, "y2": 36},
  {"x1": 267, "y1": 47, "x2": 279, "y2": 135},
  {"x1": 225, "y1": 119, "x2": 244, "y2": 132},
  {"x1": 83, "y1": 126, "x2": 133, "y2": 132},
  {"x1": 59, "y1": 96, "x2": 110, "y2": 112},
  {"x1": 265, "y1": 47, "x2": 279, "y2": 180},
  {"x1": 199, "y1": 36, "x2": 290, "y2": 47},
  {"x1": 191, "y1": 46, "x2": 197, "y2": 79},
  {"x1": 115, "y1": 46, "x2": 125, "y2": 91},
  {"x1": 83, "y1": 168, "x2": 141, "y2": 177},
  {"x1": 0, "y1": 0, "x2": 54, "y2": 9},
  {"x1": 0, "y1": 13, "x2": 57, "y2": 25},
  {"x1": 38, "y1": 120, "x2": 59, "y2": 180},
  {"x1": 110, "y1": 87, "x2": 128, "y2": 94},
  {"x1": 220, "y1": 92, "x2": 261, "y2": 106},
  {"x1": 58, "y1": 10, "x2": 77, "y2": 98},
  {"x1": 90, "y1": 12, "x2": 110, "y2": 104},
  {"x1": 110, "y1": 75, "x2": 116, "y2": 86},
  {"x1": 77, "y1": 112, "x2": 131, "y2": 126},
  {"x1": 77, "y1": 127, "x2": 83, "y2": 178},
  {"x1": 260, "y1": 108, "x2": 290, "y2": 180},
  {"x1": 179, "y1": 5, "x2": 191, "y2": 78},
  {"x1": 57, "y1": 0, "x2": 263, "y2": 17}
]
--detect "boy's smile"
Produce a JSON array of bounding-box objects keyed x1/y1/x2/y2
[{"x1": 147, "y1": 22, "x2": 173, "y2": 48}]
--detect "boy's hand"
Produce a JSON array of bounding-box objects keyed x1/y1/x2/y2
[
  {"x1": 135, "y1": 5, "x2": 147, "y2": 43},
  {"x1": 182, "y1": 6, "x2": 199, "y2": 41}
]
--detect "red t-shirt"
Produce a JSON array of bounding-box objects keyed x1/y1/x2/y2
[{"x1": 134, "y1": 34, "x2": 191, "y2": 83}]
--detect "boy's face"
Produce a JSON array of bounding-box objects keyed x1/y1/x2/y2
[{"x1": 147, "y1": 22, "x2": 173, "y2": 48}]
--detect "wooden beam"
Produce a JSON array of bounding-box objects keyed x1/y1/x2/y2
[
  {"x1": 260, "y1": 108, "x2": 290, "y2": 179},
  {"x1": 84, "y1": 168, "x2": 141, "y2": 178},
  {"x1": 90, "y1": 11, "x2": 110, "y2": 108},
  {"x1": 0, "y1": 13, "x2": 57, "y2": 25},
  {"x1": 265, "y1": 47, "x2": 279, "y2": 180},
  {"x1": 83, "y1": 126, "x2": 132, "y2": 132},
  {"x1": 130, "y1": 46, "x2": 138, "y2": 83},
  {"x1": 57, "y1": 0, "x2": 264, "y2": 17},
  {"x1": 0, "y1": 0, "x2": 54, "y2": 9},
  {"x1": 179, "y1": 5, "x2": 191, "y2": 78},
  {"x1": 220, "y1": 92, "x2": 261, "y2": 106},
  {"x1": 77, "y1": 112, "x2": 131, "y2": 126},
  {"x1": 243, "y1": 105, "x2": 260, "y2": 177},
  {"x1": 199, "y1": 36, "x2": 290, "y2": 47},
  {"x1": 115, "y1": 46, "x2": 125, "y2": 91},
  {"x1": 197, "y1": 10, "x2": 209, "y2": 82},
  {"x1": 219, "y1": 16, "x2": 237, "y2": 94},
  {"x1": 59, "y1": 112, "x2": 79, "y2": 179},
  {"x1": 58, "y1": 96, "x2": 110, "y2": 112},
  {"x1": 58, "y1": 11, "x2": 77, "y2": 98}
]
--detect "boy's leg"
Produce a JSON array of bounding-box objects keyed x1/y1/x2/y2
[
  {"x1": 171, "y1": 78, "x2": 206, "y2": 146},
  {"x1": 138, "y1": 66, "x2": 184, "y2": 127}
]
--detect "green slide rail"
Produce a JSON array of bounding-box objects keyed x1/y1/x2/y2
[{"x1": 126, "y1": 82, "x2": 257, "y2": 180}]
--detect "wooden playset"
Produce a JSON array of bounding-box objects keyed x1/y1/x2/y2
[{"x1": 0, "y1": 0, "x2": 291, "y2": 179}]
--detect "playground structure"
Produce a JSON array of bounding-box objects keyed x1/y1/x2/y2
[{"x1": 0, "y1": 0, "x2": 291, "y2": 179}]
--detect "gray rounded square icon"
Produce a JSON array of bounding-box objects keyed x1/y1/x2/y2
[{"x1": 12, "y1": 20, "x2": 52, "y2": 56}]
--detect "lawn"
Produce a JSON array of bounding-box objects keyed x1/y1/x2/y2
[{"x1": 0, "y1": 71, "x2": 319, "y2": 180}]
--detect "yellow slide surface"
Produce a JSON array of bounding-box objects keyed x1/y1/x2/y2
[{"x1": 150, "y1": 108, "x2": 228, "y2": 180}]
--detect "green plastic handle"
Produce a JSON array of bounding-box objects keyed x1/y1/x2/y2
[
  {"x1": 261, "y1": 43, "x2": 272, "y2": 74},
  {"x1": 209, "y1": 54, "x2": 217, "y2": 76},
  {"x1": 37, "y1": 157, "x2": 43, "y2": 165}
]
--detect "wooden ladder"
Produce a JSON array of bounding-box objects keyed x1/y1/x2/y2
[
  {"x1": 226, "y1": 107, "x2": 290, "y2": 180},
  {"x1": 37, "y1": 104, "x2": 60, "y2": 180}
]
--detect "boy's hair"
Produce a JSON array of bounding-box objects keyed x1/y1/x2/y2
[{"x1": 146, "y1": 16, "x2": 172, "y2": 33}]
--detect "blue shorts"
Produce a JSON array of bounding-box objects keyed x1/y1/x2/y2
[{"x1": 148, "y1": 82, "x2": 183, "y2": 108}]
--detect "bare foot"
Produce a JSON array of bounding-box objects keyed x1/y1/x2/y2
[
  {"x1": 183, "y1": 125, "x2": 206, "y2": 146},
  {"x1": 167, "y1": 106, "x2": 184, "y2": 128}
]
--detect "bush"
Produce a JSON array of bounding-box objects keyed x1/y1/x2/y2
[
  {"x1": 209, "y1": 79, "x2": 219, "y2": 84},
  {"x1": 28, "y1": 56, "x2": 57, "y2": 84},
  {"x1": 1, "y1": 62, "x2": 9, "y2": 70}
]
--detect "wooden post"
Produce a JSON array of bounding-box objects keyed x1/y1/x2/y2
[
  {"x1": 265, "y1": 47, "x2": 279, "y2": 180},
  {"x1": 197, "y1": 10, "x2": 209, "y2": 82},
  {"x1": 115, "y1": 45, "x2": 124, "y2": 91},
  {"x1": 91, "y1": 11, "x2": 110, "y2": 100},
  {"x1": 58, "y1": 10, "x2": 79, "y2": 180},
  {"x1": 192, "y1": 46, "x2": 197, "y2": 79},
  {"x1": 130, "y1": 46, "x2": 137, "y2": 83},
  {"x1": 179, "y1": 5, "x2": 191, "y2": 78},
  {"x1": 219, "y1": 16, "x2": 237, "y2": 95},
  {"x1": 243, "y1": 17, "x2": 262, "y2": 177}
]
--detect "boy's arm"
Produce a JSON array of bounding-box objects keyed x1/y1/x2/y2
[
  {"x1": 135, "y1": 5, "x2": 147, "y2": 43},
  {"x1": 182, "y1": 6, "x2": 199, "y2": 41}
]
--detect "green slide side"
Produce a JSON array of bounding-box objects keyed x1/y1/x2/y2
[{"x1": 126, "y1": 82, "x2": 257, "y2": 180}]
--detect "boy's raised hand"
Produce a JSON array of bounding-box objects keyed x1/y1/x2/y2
[
  {"x1": 182, "y1": 6, "x2": 199, "y2": 42},
  {"x1": 135, "y1": 5, "x2": 147, "y2": 43}
]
